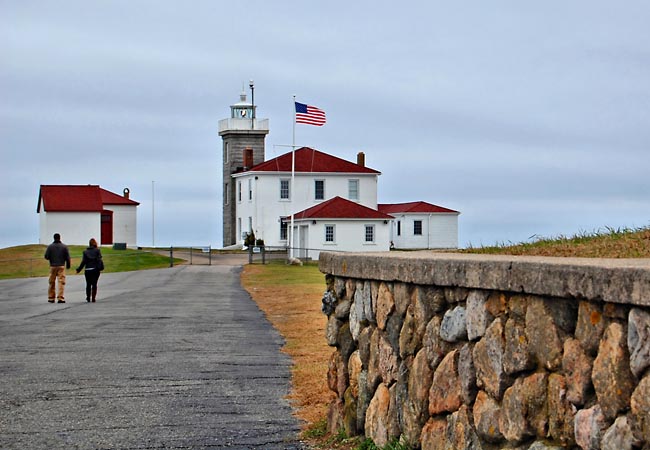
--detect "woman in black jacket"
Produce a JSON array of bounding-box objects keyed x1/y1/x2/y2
[{"x1": 76, "y1": 238, "x2": 104, "y2": 302}]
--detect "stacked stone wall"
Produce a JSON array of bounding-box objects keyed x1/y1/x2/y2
[{"x1": 319, "y1": 252, "x2": 650, "y2": 449}]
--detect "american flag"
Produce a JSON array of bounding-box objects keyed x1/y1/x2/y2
[{"x1": 295, "y1": 102, "x2": 326, "y2": 126}]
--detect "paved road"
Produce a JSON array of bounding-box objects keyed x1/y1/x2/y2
[{"x1": 0, "y1": 260, "x2": 307, "y2": 449}]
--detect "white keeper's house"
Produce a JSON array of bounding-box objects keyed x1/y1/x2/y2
[
  {"x1": 219, "y1": 90, "x2": 459, "y2": 257},
  {"x1": 37, "y1": 185, "x2": 139, "y2": 247}
]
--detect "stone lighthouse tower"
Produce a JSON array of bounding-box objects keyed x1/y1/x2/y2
[{"x1": 219, "y1": 86, "x2": 269, "y2": 246}]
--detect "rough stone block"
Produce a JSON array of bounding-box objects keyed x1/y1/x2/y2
[
  {"x1": 508, "y1": 294, "x2": 529, "y2": 321},
  {"x1": 601, "y1": 416, "x2": 638, "y2": 450},
  {"x1": 467, "y1": 289, "x2": 492, "y2": 341},
  {"x1": 334, "y1": 299, "x2": 351, "y2": 320},
  {"x1": 576, "y1": 300, "x2": 606, "y2": 356},
  {"x1": 574, "y1": 404, "x2": 608, "y2": 450},
  {"x1": 473, "y1": 390, "x2": 504, "y2": 443},
  {"x1": 429, "y1": 349, "x2": 462, "y2": 415},
  {"x1": 474, "y1": 317, "x2": 510, "y2": 400},
  {"x1": 423, "y1": 315, "x2": 447, "y2": 371},
  {"x1": 562, "y1": 338, "x2": 593, "y2": 407},
  {"x1": 376, "y1": 282, "x2": 395, "y2": 331},
  {"x1": 458, "y1": 343, "x2": 477, "y2": 405},
  {"x1": 440, "y1": 305, "x2": 468, "y2": 342},
  {"x1": 399, "y1": 304, "x2": 420, "y2": 359},
  {"x1": 444, "y1": 286, "x2": 468, "y2": 304},
  {"x1": 630, "y1": 374, "x2": 650, "y2": 444},
  {"x1": 378, "y1": 333, "x2": 399, "y2": 385},
  {"x1": 358, "y1": 325, "x2": 372, "y2": 369},
  {"x1": 364, "y1": 383, "x2": 399, "y2": 448},
  {"x1": 337, "y1": 321, "x2": 355, "y2": 361},
  {"x1": 348, "y1": 350, "x2": 362, "y2": 398},
  {"x1": 326, "y1": 315, "x2": 343, "y2": 346},
  {"x1": 343, "y1": 387, "x2": 358, "y2": 436},
  {"x1": 500, "y1": 372, "x2": 548, "y2": 443},
  {"x1": 393, "y1": 282, "x2": 411, "y2": 317},
  {"x1": 628, "y1": 307, "x2": 650, "y2": 378},
  {"x1": 420, "y1": 417, "x2": 447, "y2": 450},
  {"x1": 503, "y1": 317, "x2": 534, "y2": 375},
  {"x1": 526, "y1": 297, "x2": 569, "y2": 370},
  {"x1": 486, "y1": 290, "x2": 508, "y2": 318},
  {"x1": 547, "y1": 373, "x2": 576, "y2": 446},
  {"x1": 327, "y1": 398, "x2": 345, "y2": 435},
  {"x1": 345, "y1": 278, "x2": 356, "y2": 301},
  {"x1": 416, "y1": 285, "x2": 447, "y2": 313},
  {"x1": 592, "y1": 322, "x2": 635, "y2": 420},
  {"x1": 447, "y1": 405, "x2": 481, "y2": 450}
]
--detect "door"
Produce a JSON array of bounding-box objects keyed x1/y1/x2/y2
[
  {"x1": 299, "y1": 225, "x2": 309, "y2": 259},
  {"x1": 101, "y1": 210, "x2": 113, "y2": 245}
]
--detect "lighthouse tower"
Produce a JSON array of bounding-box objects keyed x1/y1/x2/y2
[{"x1": 219, "y1": 87, "x2": 269, "y2": 246}]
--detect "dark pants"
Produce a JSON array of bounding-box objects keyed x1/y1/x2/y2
[{"x1": 84, "y1": 270, "x2": 101, "y2": 301}]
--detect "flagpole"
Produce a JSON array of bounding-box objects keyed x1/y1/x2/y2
[{"x1": 289, "y1": 95, "x2": 296, "y2": 259}]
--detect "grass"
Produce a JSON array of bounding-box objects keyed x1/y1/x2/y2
[
  {"x1": 0, "y1": 244, "x2": 183, "y2": 279},
  {"x1": 461, "y1": 226, "x2": 650, "y2": 258}
]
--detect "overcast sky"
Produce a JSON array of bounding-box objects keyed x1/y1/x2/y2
[{"x1": 2, "y1": 1, "x2": 649, "y2": 249}]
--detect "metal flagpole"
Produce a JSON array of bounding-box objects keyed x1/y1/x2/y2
[{"x1": 289, "y1": 95, "x2": 296, "y2": 259}]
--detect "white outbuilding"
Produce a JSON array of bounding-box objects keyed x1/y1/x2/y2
[
  {"x1": 37, "y1": 185, "x2": 139, "y2": 247},
  {"x1": 379, "y1": 201, "x2": 459, "y2": 249}
]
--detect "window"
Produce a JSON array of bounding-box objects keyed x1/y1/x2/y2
[
  {"x1": 397, "y1": 220, "x2": 401, "y2": 236},
  {"x1": 348, "y1": 179, "x2": 359, "y2": 201},
  {"x1": 365, "y1": 225, "x2": 375, "y2": 243},
  {"x1": 315, "y1": 179, "x2": 325, "y2": 200},
  {"x1": 248, "y1": 179, "x2": 252, "y2": 200},
  {"x1": 325, "y1": 225, "x2": 335, "y2": 243},
  {"x1": 280, "y1": 179, "x2": 290, "y2": 200},
  {"x1": 224, "y1": 183, "x2": 229, "y2": 205},
  {"x1": 238, "y1": 181, "x2": 242, "y2": 202},
  {"x1": 224, "y1": 142, "x2": 229, "y2": 163},
  {"x1": 280, "y1": 219, "x2": 288, "y2": 241},
  {"x1": 414, "y1": 220, "x2": 423, "y2": 236},
  {"x1": 248, "y1": 217, "x2": 253, "y2": 233}
]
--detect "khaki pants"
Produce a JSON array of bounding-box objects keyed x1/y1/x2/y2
[{"x1": 48, "y1": 266, "x2": 66, "y2": 300}]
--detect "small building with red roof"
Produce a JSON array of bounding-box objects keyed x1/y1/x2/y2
[
  {"x1": 290, "y1": 196, "x2": 393, "y2": 259},
  {"x1": 378, "y1": 201, "x2": 460, "y2": 249},
  {"x1": 37, "y1": 185, "x2": 139, "y2": 247}
]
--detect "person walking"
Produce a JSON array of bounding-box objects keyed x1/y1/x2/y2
[
  {"x1": 44, "y1": 233, "x2": 71, "y2": 303},
  {"x1": 76, "y1": 238, "x2": 104, "y2": 302}
]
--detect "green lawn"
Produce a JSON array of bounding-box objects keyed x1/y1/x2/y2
[{"x1": 0, "y1": 245, "x2": 183, "y2": 280}]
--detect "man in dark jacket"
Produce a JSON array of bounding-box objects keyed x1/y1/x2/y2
[{"x1": 44, "y1": 233, "x2": 71, "y2": 303}]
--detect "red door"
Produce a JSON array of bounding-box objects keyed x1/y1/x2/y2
[{"x1": 101, "y1": 210, "x2": 113, "y2": 245}]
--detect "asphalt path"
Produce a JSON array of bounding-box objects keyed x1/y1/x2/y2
[{"x1": 0, "y1": 260, "x2": 307, "y2": 449}]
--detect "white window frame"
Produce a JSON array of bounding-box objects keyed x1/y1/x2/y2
[
  {"x1": 314, "y1": 179, "x2": 325, "y2": 200},
  {"x1": 248, "y1": 179, "x2": 253, "y2": 201},
  {"x1": 414, "y1": 220, "x2": 423, "y2": 236},
  {"x1": 325, "y1": 224, "x2": 336, "y2": 243},
  {"x1": 364, "y1": 224, "x2": 375, "y2": 243},
  {"x1": 280, "y1": 219, "x2": 288, "y2": 241},
  {"x1": 348, "y1": 179, "x2": 359, "y2": 201},
  {"x1": 280, "y1": 179, "x2": 290, "y2": 200},
  {"x1": 237, "y1": 181, "x2": 242, "y2": 202}
]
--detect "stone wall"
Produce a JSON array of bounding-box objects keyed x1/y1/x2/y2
[{"x1": 318, "y1": 252, "x2": 650, "y2": 449}]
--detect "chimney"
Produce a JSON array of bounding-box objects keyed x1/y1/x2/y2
[
  {"x1": 243, "y1": 147, "x2": 254, "y2": 170},
  {"x1": 357, "y1": 151, "x2": 365, "y2": 167},
  {"x1": 123, "y1": 188, "x2": 130, "y2": 199}
]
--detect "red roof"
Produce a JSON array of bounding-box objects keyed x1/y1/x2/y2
[
  {"x1": 248, "y1": 147, "x2": 380, "y2": 174},
  {"x1": 378, "y1": 201, "x2": 459, "y2": 214},
  {"x1": 38, "y1": 185, "x2": 139, "y2": 212},
  {"x1": 293, "y1": 197, "x2": 394, "y2": 220}
]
